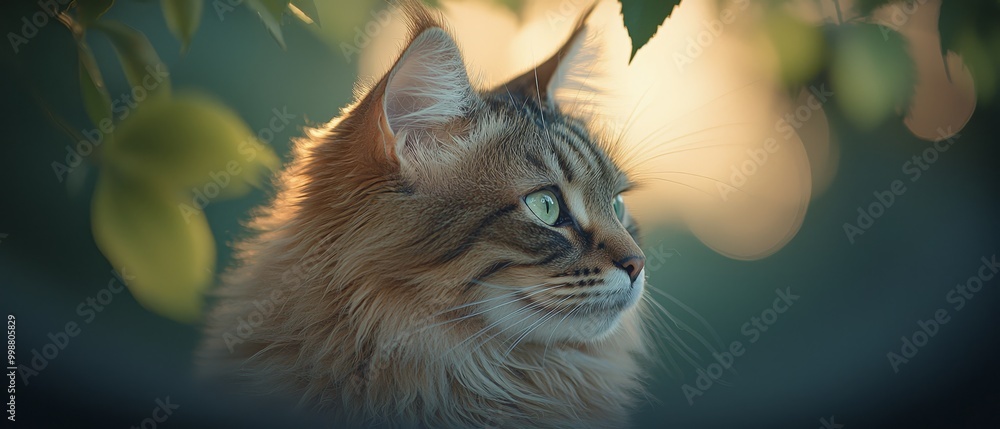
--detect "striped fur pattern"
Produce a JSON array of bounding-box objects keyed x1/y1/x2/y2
[{"x1": 198, "y1": 3, "x2": 648, "y2": 428}]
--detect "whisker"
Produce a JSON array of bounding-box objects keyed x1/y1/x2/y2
[
  {"x1": 461, "y1": 295, "x2": 565, "y2": 362},
  {"x1": 503, "y1": 295, "x2": 575, "y2": 357},
  {"x1": 623, "y1": 143, "x2": 744, "y2": 176},
  {"x1": 609, "y1": 82, "x2": 657, "y2": 156},
  {"x1": 472, "y1": 279, "x2": 544, "y2": 291},
  {"x1": 642, "y1": 294, "x2": 700, "y2": 358},
  {"x1": 640, "y1": 311, "x2": 686, "y2": 376},
  {"x1": 636, "y1": 177, "x2": 717, "y2": 197},
  {"x1": 645, "y1": 292, "x2": 721, "y2": 359},
  {"x1": 645, "y1": 78, "x2": 765, "y2": 128},
  {"x1": 426, "y1": 283, "x2": 560, "y2": 330},
  {"x1": 541, "y1": 301, "x2": 584, "y2": 363},
  {"x1": 437, "y1": 285, "x2": 563, "y2": 360},
  {"x1": 641, "y1": 295, "x2": 727, "y2": 382},
  {"x1": 634, "y1": 170, "x2": 741, "y2": 188},
  {"x1": 647, "y1": 287, "x2": 725, "y2": 348},
  {"x1": 619, "y1": 121, "x2": 754, "y2": 169}
]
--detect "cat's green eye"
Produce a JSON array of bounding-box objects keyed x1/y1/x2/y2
[
  {"x1": 525, "y1": 190, "x2": 561, "y2": 225},
  {"x1": 612, "y1": 194, "x2": 625, "y2": 221}
]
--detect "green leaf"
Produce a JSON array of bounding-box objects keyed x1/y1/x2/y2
[
  {"x1": 161, "y1": 0, "x2": 203, "y2": 53},
  {"x1": 77, "y1": 42, "x2": 112, "y2": 129},
  {"x1": 94, "y1": 21, "x2": 172, "y2": 98},
  {"x1": 619, "y1": 0, "x2": 681, "y2": 61},
  {"x1": 77, "y1": 0, "x2": 115, "y2": 26},
  {"x1": 91, "y1": 170, "x2": 214, "y2": 323},
  {"x1": 289, "y1": 0, "x2": 320, "y2": 26},
  {"x1": 939, "y1": 0, "x2": 1000, "y2": 101},
  {"x1": 105, "y1": 93, "x2": 279, "y2": 195},
  {"x1": 247, "y1": 0, "x2": 290, "y2": 49},
  {"x1": 830, "y1": 23, "x2": 915, "y2": 129}
]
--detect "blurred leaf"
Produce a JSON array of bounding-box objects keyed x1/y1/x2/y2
[
  {"x1": 830, "y1": 23, "x2": 915, "y2": 129},
  {"x1": 314, "y1": 0, "x2": 380, "y2": 44},
  {"x1": 247, "y1": 0, "x2": 290, "y2": 48},
  {"x1": 764, "y1": 10, "x2": 825, "y2": 86},
  {"x1": 939, "y1": 0, "x2": 1000, "y2": 57},
  {"x1": 620, "y1": 0, "x2": 681, "y2": 61},
  {"x1": 289, "y1": 0, "x2": 320, "y2": 26},
  {"x1": 94, "y1": 21, "x2": 172, "y2": 98},
  {"x1": 939, "y1": 0, "x2": 1000, "y2": 101},
  {"x1": 952, "y1": 32, "x2": 998, "y2": 102},
  {"x1": 495, "y1": 0, "x2": 526, "y2": 17},
  {"x1": 77, "y1": 42, "x2": 112, "y2": 129},
  {"x1": 91, "y1": 170, "x2": 214, "y2": 323},
  {"x1": 105, "y1": 93, "x2": 279, "y2": 195},
  {"x1": 77, "y1": 0, "x2": 114, "y2": 26},
  {"x1": 161, "y1": 0, "x2": 203, "y2": 53}
]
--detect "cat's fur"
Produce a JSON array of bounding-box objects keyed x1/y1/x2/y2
[{"x1": 198, "y1": 3, "x2": 649, "y2": 428}]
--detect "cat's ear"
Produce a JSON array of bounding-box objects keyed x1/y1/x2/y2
[
  {"x1": 494, "y1": 4, "x2": 600, "y2": 110},
  {"x1": 379, "y1": 26, "x2": 475, "y2": 168}
]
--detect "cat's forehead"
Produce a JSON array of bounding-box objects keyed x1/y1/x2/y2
[{"x1": 465, "y1": 93, "x2": 629, "y2": 196}]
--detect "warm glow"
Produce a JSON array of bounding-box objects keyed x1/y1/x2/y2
[{"x1": 361, "y1": 0, "x2": 823, "y2": 260}]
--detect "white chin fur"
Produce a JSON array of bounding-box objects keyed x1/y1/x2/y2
[{"x1": 480, "y1": 269, "x2": 645, "y2": 345}]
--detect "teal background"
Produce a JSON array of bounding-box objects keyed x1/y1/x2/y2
[{"x1": 1, "y1": 1, "x2": 998, "y2": 428}]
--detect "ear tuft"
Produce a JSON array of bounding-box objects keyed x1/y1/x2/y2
[
  {"x1": 492, "y1": 3, "x2": 602, "y2": 109},
  {"x1": 383, "y1": 27, "x2": 473, "y2": 137}
]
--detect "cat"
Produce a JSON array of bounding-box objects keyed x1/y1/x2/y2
[{"x1": 198, "y1": 3, "x2": 650, "y2": 428}]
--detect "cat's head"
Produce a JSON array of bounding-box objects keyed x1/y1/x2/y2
[{"x1": 311, "y1": 4, "x2": 644, "y2": 345}]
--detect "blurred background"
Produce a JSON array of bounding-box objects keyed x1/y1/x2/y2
[{"x1": 1, "y1": 0, "x2": 999, "y2": 428}]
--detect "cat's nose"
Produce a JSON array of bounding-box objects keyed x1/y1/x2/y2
[{"x1": 614, "y1": 256, "x2": 645, "y2": 284}]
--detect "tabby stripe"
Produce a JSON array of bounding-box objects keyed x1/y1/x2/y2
[
  {"x1": 561, "y1": 123, "x2": 607, "y2": 178},
  {"x1": 563, "y1": 120, "x2": 618, "y2": 179},
  {"x1": 534, "y1": 250, "x2": 563, "y2": 266},
  {"x1": 525, "y1": 152, "x2": 546, "y2": 171},
  {"x1": 555, "y1": 122, "x2": 595, "y2": 164},
  {"x1": 439, "y1": 203, "x2": 519, "y2": 263},
  {"x1": 557, "y1": 135, "x2": 592, "y2": 174},
  {"x1": 575, "y1": 227, "x2": 595, "y2": 250},
  {"x1": 550, "y1": 144, "x2": 575, "y2": 183},
  {"x1": 532, "y1": 226, "x2": 574, "y2": 259}
]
